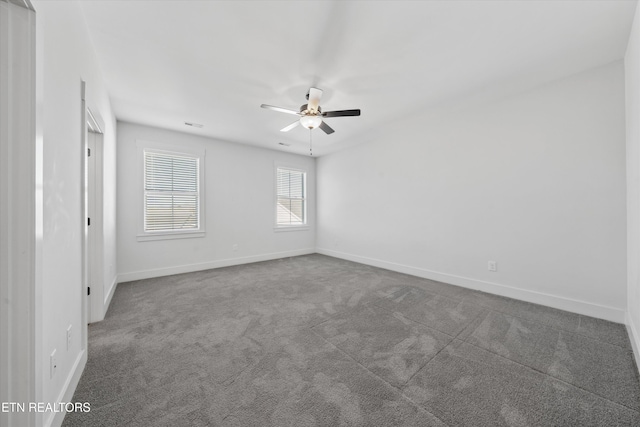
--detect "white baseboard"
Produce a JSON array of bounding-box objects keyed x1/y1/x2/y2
[
  {"x1": 47, "y1": 349, "x2": 87, "y2": 427},
  {"x1": 105, "y1": 276, "x2": 117, "y2": 306},
  {"x1": 103, "y1": 275, "x2": 118, "y2": 315},
  {"x1": 317, "y1": 248, "x2": 626, "y2": 323},
  {"x1": 627, "y1": 312, "x2": 640, "y2": 374},
  {"x1": 117, "y1": 248, "x2": 316, "y2": 283}
]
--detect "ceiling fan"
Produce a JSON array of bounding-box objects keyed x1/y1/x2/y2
[{"x1": 261, "y1": 87, "x2": 360, "y2": 135}]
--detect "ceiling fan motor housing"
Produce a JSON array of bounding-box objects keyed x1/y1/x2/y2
[{"x1": 300, "y1": 104, "x2": 321, "y2": 115}]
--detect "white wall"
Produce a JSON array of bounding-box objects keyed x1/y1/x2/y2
[
  {"x1": 1, "y1": 2, "x2": 37, "y2": 426},
  {"x1": 33, "y1": 1, "x2": 117, "y2": 426},
  {"x1": 117, "y1": 122, "x2": 315, "y2": 281},
  {"x1": 626, "y1": 3, "x2": 640, "y2": 367},
  {"x1": 317, "y1": 61, "x2": 627, "y2": 322}
]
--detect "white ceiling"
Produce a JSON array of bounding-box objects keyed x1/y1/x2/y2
[{"x1": 79, "y1": 0, "x2": 637, "y2": 157}]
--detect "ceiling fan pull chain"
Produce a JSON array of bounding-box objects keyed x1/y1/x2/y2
[{"x1": 309, "y1": 129, "x2": 313, "y2": 156}]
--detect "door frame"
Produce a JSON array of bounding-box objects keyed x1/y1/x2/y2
[
  {"x1": 85, "y1": 107, "x2": 105, "y2": 323},
  {"x1": 80, "y1": 81, "x2": 89, "y2": 353}
]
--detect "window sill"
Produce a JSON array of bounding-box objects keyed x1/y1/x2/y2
[
  {"x1": 137, "y1": 231, "x2": 205, "y2": 242},
  {"x1": 273, "y1": 226, "x2": 310, "y2": 232}
]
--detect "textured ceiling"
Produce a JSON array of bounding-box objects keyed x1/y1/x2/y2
[{"x1": 79, "y1": 0, "x2": 637, "y2": 156}]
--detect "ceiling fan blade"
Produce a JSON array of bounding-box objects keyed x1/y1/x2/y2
[
  {"x1": 280, "y1": 121, "x2": 300, "y2": 132},
  {"x1": 261, "y1": 104, "x2": 301, "y2": 116},
  {"x1": 322, "y1": 109, "x2": 361, "y2": 118},
  {"x1": 307, "y1": 87, "x2": 323, "y2": 112},
  {"x1": 319, "y1": 121, "x2": 335, "y2": 135}
]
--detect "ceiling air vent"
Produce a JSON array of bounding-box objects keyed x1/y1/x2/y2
[{"x1": 184, "y1": 122, "x2": 203, "y2": 128}]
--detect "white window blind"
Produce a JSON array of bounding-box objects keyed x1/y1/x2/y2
[
  {"x1": 277, "y1": 168, "x2": 306, "y2": 226},
  {"x1": 144, "y1": 150, "x2": 200, "y2": 232}
]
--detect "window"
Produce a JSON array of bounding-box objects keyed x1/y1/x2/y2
[
  {"x1": 140, "y1": 145, "x2": 205, "y2": 240},
  {"x1": 276, "y1": 167, "x2": 306, "y2": 227}
]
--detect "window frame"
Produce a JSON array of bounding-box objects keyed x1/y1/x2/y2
[
  {"x1": 136, "y1": 140, "x2": 206, "y2": 241},
  {"x1": 274, "y1": 165, "x2": 309, "y2": 232}
]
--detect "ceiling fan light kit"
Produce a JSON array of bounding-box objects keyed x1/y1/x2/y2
[
  {"x1": 299, "y1": 114, "x2": 322, "y2": 129},
  {"x1": 260, "y1": 87, "x2": 361, "y2": 136}
]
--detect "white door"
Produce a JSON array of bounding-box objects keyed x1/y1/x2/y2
[
  {"x1": 85, "y1": 130, "x2": 96, "y2": 322},
  {"x1": 84, "y1": 106, "x2": 104, "y2": 324}
]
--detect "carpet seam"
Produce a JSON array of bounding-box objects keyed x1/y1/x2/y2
[
  {"x1": 457, "y1": 336, "x2": 640, "y2": 414},
  {"x1": 454, "y1": 308, "x2": 490, "y2": 339},
  {"x1": 467, "y1": 298, "x2": 630, "y2": 350},
  {"x1": 460, "y1": 308, "x2": 640, "y2": 410},
  {"x1": 307, "y1": 327, "x2": 452, "y2": 426},
  {"x1": 310, "y1": 303, "x2": 457, "y2": 394},
  {"x1": 366, "y1": 300, "x2": 459, "y2": 340},
  {"x1": 367, "y1": 295, "x2": 640, "y2": 415},
  {"x1": 402, "y1": 336, "x2": 456, "y2": 387}
]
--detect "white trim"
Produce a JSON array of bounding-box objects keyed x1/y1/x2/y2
[
  {"x1": 34, "y1": 2, "x2": 44, "y2": 423},
  {"x1": 273, "y1": 226, "x2": 310, "y2": 232},
  {"x1": 80, "y1": 82, "x2": 89, "y2": 355},
  {"x1": 136, "y1": 139, "x2": 206, "y2": 158},
  {"x1": 118, "y1": 248, "x2": 315, "y2": 282},
  {"x1": 47, "y1": 350, "x2": 87, "y2": 427},
  {"x1": 104, "y1": 276, "x2": 118, "y2": 314},
  {"x1": 136, "y1": 231, "x2": 205, "y2": 242},
  {"x1": 316, "y1": 248, "x2": 626, "y2": 323},
  {"x1": 9, "y1": 0, "x2": 36, "y2": 12},
  {"x1": 273, "y1": 163, "x2": 307, "y2": 173},
  {"x1": 627, "y1": 312, "x2": 640, "y2": 376},
  {"x1": 86, "y1": 107, "x2": 102, "y2": 134},
  {"x1": 274, "y1": 163, "x2": 308, "y2": 228},
  {"x1": 136, "y1": 140, "x2": 206, "y2": 239}
]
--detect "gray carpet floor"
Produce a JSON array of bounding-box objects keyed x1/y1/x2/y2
[{"x1": 63, "y1": 254, "x2": 640, "y2": 426}]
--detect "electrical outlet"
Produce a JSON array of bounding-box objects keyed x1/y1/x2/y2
[
  {"x1": 50, "y1": 349, "x2": 57, "y2": 379},
  {"x1": 67, "y1": 325, "x2": 72, "y2": 351},
  {"x1": 232, "y1": 244, "x2": 238, "y2": 252},
  {"x1": 488, "y1": 261, "x2": 497, "y2": 272}
]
